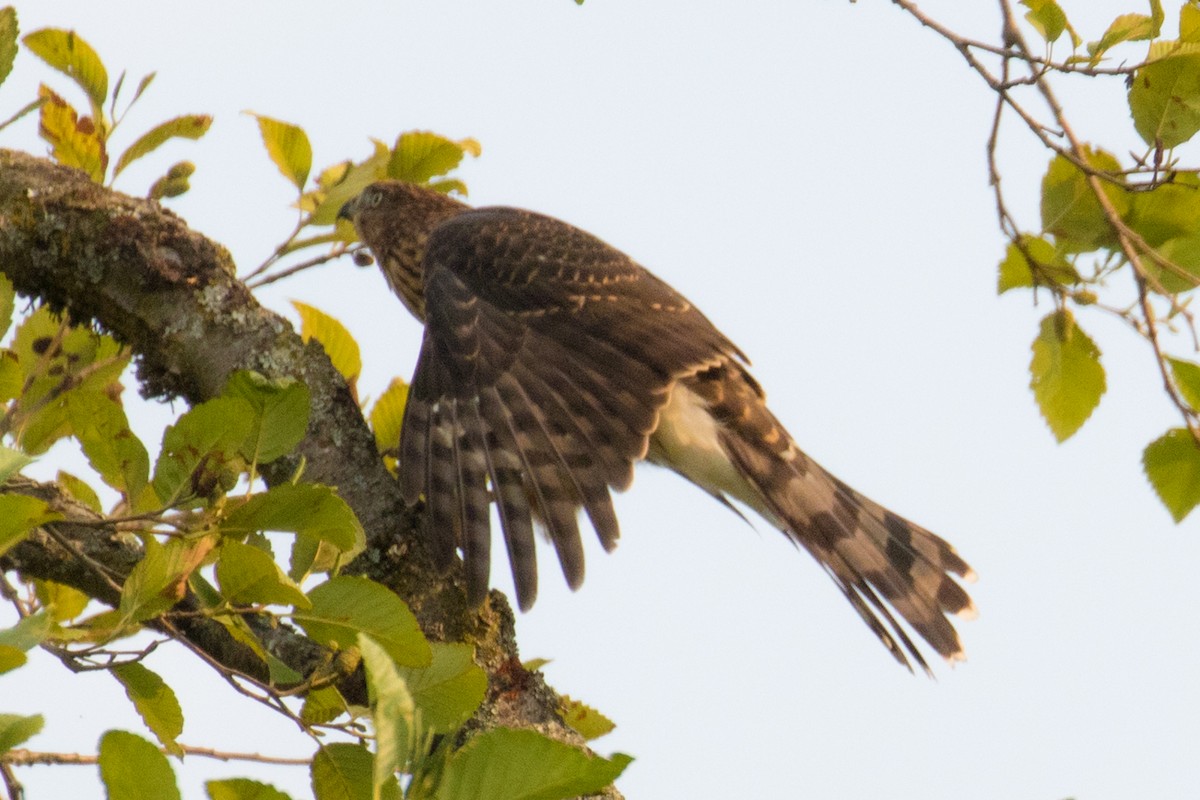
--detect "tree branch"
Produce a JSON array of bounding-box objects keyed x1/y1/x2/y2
[{"x1": 0, "y1": 150, "x2": 597, "y2": 782}]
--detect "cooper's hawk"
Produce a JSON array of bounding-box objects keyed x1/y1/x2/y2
[{"x1": 339, "y1": 181, "x2": 975, "y2": 672}]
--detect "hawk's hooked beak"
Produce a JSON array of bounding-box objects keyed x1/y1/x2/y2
[{"x1": 336, "y1": 196, "x2": 359, "y2": 223}]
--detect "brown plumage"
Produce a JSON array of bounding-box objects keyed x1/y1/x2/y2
[{"x1": 339, "y1": 180, "x2": 976, "y2": 673}]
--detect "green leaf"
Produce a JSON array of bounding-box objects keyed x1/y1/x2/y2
[
  {"x1": 36, "y1": 84, "x2": 106, "y2": 182},
  {"x1": 113, "y1": 114, "x2": 211, "y2": 178},
  {"x1": 292, "y1": 302, "x2": 362, "y2": 386},
  {"x1": 119, "y1": 535, "x2": 217, "y2": 623},
  {"x1": 151, "y1": 397, "x2": 255, "y2": 506},
  {"x1": 222, "y1": 483, "x2": 362, "y2": 554},
  {"x1": 1147, "y1": 235, "x2": 1200, "y2": 291},
  {"x1": 388, "y1": 131, "x2": 479, "y2": 186},
  {"x1": 0, "y1": 645, "x2": 26, "y2": 674},
  {"x1": 560, "y1": 695, "x2": 616, "y2": 741},
  {"x1": 311, "y1": 743, "x2": 374, "y2": 800},
  {"x1": 301, "y1": 685, "x2": 347, "y2": 726},
  {"x1": 0, "y1": 444, "x2": 32, "y2": 485},
  {"x1": 1029, "y1": 309, "x2": 1107, "y2": 441},
  {"x1": 249, "y1": 113, "x2": 313, "y2": 192},
  {"x1": 0, "y1": 713, "x2": 43, "y2": 754},
  {"x1": 111, "y1": 663, "x2": 184, "y2": 756},
  {"x1": 69, "y1": 393, "x2": 150, "y2": 505},
  {"x1": 297, "y1": 577, "x2": 431, "y2": 668},
  {"x1": 1169, "y1": 357, "x2": 1200, "y2": 410},
  {"x1": 1143, "y1": 428, "x2": 1200, "y2": 520},
  {"x1": 369, "y1": 379, "x2": 408, "y2": 464},
  {"x1": 35, "y1": 578, "x2": 91, "y2": 621},
  {"x1": 359, "y1": 635, "x2": 416, "y2": 793},
  {"x1": 435, "y1": 728, "x2": 632, "y2": 800},
  {"x1": 222, "y1": 371, "x2": 311, "y2": 464},
  {"x1": 0, "y1": 611, "x2": 52, "y2": 651},
  {"x1": 1040, "y1": 148, "x2": 1129, "y2": 251},
  {"x1": 1126, "y1": 172, "x2": 1200, "y2": 246},
  {"x1": 207, "y1": 778, "x2": 294, "y2": 800},
  {"x1": 13, "y1": 306, "x2": 128, "y2": 406},
  {"x1": 0, "y1": 494, "x2": 62, "y2": 558},
  {"x1": 23, "y1": 28, "x2": 108, "y2": 118},
  {"x1": 57, "y1": 469, "x2": 103, "y2": 514},
  {"x1": 98, "y1": 730, "x2": 181, "y2": 800},
  {"x1": 1129, "y1": 41, "x2": 1200, "y2": 148},
  {"x1": 0, "y1": 8, "x2": 17, "y2": 88},
  {"x1": 396, "y1": 643, "x2": 486, "y2": 733},
  {"x1": 997, "y1": 235, "x2": 1080, "y2": 293},
  {"x1": 216, "y1": 539, "x2": 311, "y2": 609}
]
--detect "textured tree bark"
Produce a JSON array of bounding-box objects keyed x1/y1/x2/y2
[{"x1": 0, "y1": 149, "x2": 615, "y2": 796}]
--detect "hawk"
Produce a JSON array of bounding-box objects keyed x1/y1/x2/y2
[{"x1": 339, "y1": 181, "x2": 975, "y2": 672}]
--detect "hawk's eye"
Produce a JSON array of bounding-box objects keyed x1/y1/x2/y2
[{"x1": 367, "y1": 188, "x2": 383, "y2": 208}]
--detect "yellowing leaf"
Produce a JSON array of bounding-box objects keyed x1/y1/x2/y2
[
  {"x1": 389, "y1": 131, "x2": 479, "y2": 186},
  {"x1": 37, "y1": 84, "x2": 106, "y2": 182},
  {"x1": 561, "y1": 695, "x2": 616, "y2": 741},
  {"x1": 56, "y1": 469, "x2": 103, "y2": 514},
  {"x1": 113, "y1": 114, "x2": 211, "y2": 178},
  {"x1": 306, "y1": 139, "x2": 391, "y2": 226},
  {"x1": 23, "y1": 28, "x2": 108, "y2": 119},
  {"x1": 1040, "y1": 148, "x2": 1129, "y2": 252},
  {"x1": 0, "y1": 8, "x2": 17, "y2": 88},
  {"x1": 292, "y1": 302, "x2": 362, "y2": 386},
  {"x1": 34, "y1": 579, "x2": 90, "y2": 621},
  {"x1": 1143, "y1": 428, "x2": 1200, "y2": 521},
  {"x1": 369, "y1": 378, "x2": 408, "y2": 464},
  {"x1": 1184, "y1": 3, "x2": 1200, "y2": 42},
  {"x1": 1029, "y1": 309, "x2": 1106, "y2": 442},
  {"x1": 249, "y1": 113, "x2": 313, "y2": 192}
]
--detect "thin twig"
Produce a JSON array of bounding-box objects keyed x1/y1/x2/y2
[{"x1": 3, "y1": 744, "x2": 310, "y2": 767}]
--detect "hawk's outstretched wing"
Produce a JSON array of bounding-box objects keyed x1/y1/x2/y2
[
  {"x1": 403, "y1": 207, "x2": 739, "y2": 610},
  {"x1": 342, "y1": 181, "x2": 975, "y2": 672}
]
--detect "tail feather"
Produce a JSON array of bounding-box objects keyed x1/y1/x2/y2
[{"x1": 676, "y1": 362, "x2": 974, "y2": 670}]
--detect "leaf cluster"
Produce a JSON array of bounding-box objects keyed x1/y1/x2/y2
[
  {"x1": 989, "y1": 1, "x2": 1200, "y2": 521},
  {"x1": 0, "y1": 10, "x2": 209, "y2": 197}
]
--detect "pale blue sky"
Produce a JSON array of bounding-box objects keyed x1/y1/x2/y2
[{"x1": 3, "y1": 2, "x2": 1198, "y2": 798}]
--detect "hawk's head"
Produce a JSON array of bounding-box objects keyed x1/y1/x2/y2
[{"x1": 339, "y1": 181, "x2": 468, "y2": 321}]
